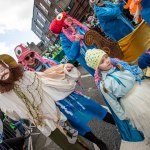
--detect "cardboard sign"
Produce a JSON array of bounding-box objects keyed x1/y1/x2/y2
[{"x1": 84, "y1": 29, "x2": 124, "y2": 59}]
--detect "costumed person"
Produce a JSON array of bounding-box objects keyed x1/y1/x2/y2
[
  {"x1": 138, "y1": 48, "x2": 150, "y2": 70},
  {"x1": 49, "y1": 12, "x2": 95, "y2": 76},
  {"x1": 124, "y1": 0, "x2": 142, "y2": 24},
  {"x1": 140, "y1": 0, "x2": 150, "y2": 25},
  {"x1": 85, "y1": 48, "x2": 150, "y2": 149},
  {"x1": 0, "y1": 54, "x2": 90, "y2": 150},
  {"x1": 138, "y1": 48, "x2": 150, "y2": 78},
  {"x1": 15, "y1": 44, "x2": 58, "y2": 71},
  {"x1": 89, "y1": 0, "x2": 135, "y2": 41},
  {"x1": 14, "y1": 44, "x2": 116, "y2": 150}
]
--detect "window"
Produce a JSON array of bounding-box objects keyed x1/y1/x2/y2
[
  {"x1": 44, "y1": 0, "x2": 51, "y2": 6},
  {"x1": 35, "y1": 25, "x2": 42, "y2": 34},
  {"x1": 45, "y1": 36, "x2": 50, "y2": 42},
  {"x1": 52, "y1": 37, "x2": 56, "y2": 41},
  {"x1": 36, "y1": 31, "x2": 42, "y2": 38},
  {"x1": 40, "y1": 3, "x2": 48, "y2": 14},
  {"x1": 38, "y1": 12, "x2": 46, "y2": 23},
  {"x1": 36, "y1": 19, "x2": 44, "y2": 28},
  {"x1": 54, "y1": 8, "x2": 59, "y2": 15}
]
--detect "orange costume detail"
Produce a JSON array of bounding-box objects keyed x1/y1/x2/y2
[{"x1": 124, "y1": 0, "x2": 142, "y2": 23}]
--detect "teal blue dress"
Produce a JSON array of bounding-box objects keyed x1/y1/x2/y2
[
  {"x1": 95, "y1": 59, "x2": 144, "y2": 142},
  {"x1": 97, "y1": 80, "x2": 144, "y2": 141},
  {"x1": 34, "y1": 59, "x2": 108, "y2": 136}
]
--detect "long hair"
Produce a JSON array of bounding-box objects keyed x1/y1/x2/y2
[
  {"x1": 0, "y1": 64, "x2": 24, "y2": 93},
  {"x1": 62, "y1": 17, "x2": 89, "y2": 43}
]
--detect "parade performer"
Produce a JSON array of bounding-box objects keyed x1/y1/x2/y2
[
  {"x1": 140, "y1": 0, "x2": 150, "y2": 25},
  {"x1": 14, "y1": 44, "x2": 116, "y2": 150},
  {"x1": 89, "y1": 0, "x2": 135, "y2": 41},
  {"x1": 0, "y1": 54, "x2": 92, "y2": 150},
  {"x1": 85, "y1": 48, "x2": 150, "y2": 144},
  {"x1": 14, "y1": 44, "x2": 58, "y2": 71},
  {"x1": 124, "y1": 0, "x2": 142, "y2": 23},
  {"x1": 138, "y1": 48, "x2": 150, "y2": 78},
  {"x1": 50, "y1": 12, "x2": 95, "y2": 76},
  {"x1": 138, "y1": 48, "x2": 150, "y2": 69}
]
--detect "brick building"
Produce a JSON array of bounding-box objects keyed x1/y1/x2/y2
[{"x1": 31, "y1": 0, "x2": 91, "y2": 51}]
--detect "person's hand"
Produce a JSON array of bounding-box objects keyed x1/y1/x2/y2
[
  {"x1": 65, "y1": 63, "x2": 74, "y2": 72},
  {"x1": 74, "y1": 34, "x2": 81, "y2": 41}
]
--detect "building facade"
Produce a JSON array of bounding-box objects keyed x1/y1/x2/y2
[
  {"x1": 68, "y1": 0, "x2": 91, "y2": 21},
  {"x1": 32, "y1": 0, "x2": 71, "y2": 47},
  {"x1": 31, "y1": 0, "x2": 91, "y2": 53},
  {"x1": 27, "y1": 42, "x2": 47, "y2": 55},
  {"x1": 32, "y1": 6, "x2": 51, "y2": 48}
]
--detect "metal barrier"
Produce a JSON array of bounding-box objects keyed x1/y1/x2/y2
[{"x1": 0, "y1": 113, "x2": 38, "y2": 150}]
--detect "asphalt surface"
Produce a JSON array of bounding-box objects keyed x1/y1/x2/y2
[{"x1": 32, "y1": 65, "x2": 121, "y2": 150}]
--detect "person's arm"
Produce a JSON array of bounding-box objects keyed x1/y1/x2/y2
[
  {"x1": 60, "y1": 33, "x2": 80, "y2": 60},
  {"x1": 94, "y1": 4, "x2": 121, "y2": 21},
  {"x1": 100, "y1": 78, "x2": 126, "y2": 120}
]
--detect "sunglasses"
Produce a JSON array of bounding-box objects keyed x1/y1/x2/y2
[{"x1": 24, "y1": 53, "x2": 35, "y2": 61}]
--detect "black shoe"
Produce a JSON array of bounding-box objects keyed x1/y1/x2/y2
[{"x1": 97, "y1": 141, "x2": 108, "y2": 150}]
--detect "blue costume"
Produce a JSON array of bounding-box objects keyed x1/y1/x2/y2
[
  {"x1": 141, "y1": 0, "x2": 150, "y2": 25},
  {"x1": 94, "y1": 1, "x2": 134, "y2": 41},
  {"x1": 34, "y1": 58, "x2": 108, "y2": 136},
  {"x1": 138, "y1": 49, "x2": 150, "y2": 69},
  {"x1": 95, "y1": 59, "x2": 144, "y2": 141},
  {"x1": 60, "y1": 26, "x2": 95, "y2": 76},
  {"x1": 32, "y1": 58, "x2": 58, "y2": 72},
  {"x1": 56, "y1": 92, "x2": 107, "y2": 135}
]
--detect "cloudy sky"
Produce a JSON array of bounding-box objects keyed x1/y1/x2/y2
[{"x1": 0, "y1": 0, "x2": 40, "y2": 59}]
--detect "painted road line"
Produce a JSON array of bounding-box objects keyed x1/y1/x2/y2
[{"x1": 81, "y1": 74, "x2": 92, "y2": 78}]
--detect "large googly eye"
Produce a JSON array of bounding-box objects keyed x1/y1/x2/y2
[
  {"x1": 15, "y1": 46, "x2": 22, "y2": 57},
  {"x1": 56, "y1": 13, "x2": 63, "y2": 21}
]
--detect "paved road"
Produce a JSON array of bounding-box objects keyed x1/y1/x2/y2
[{"x1": 32, "y1": 65, "x2": 121, "y2": 150}]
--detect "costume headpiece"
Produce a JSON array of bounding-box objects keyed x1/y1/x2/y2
[
  {"x1": 0, "y1": 54, "x2": 17, "y2": 67},
  {"x1": 14, "y1": 44, "x2": 34, "y2": 62},
  {"x1": 50, "y1": 12, "x2": 89, "y2": 43},
  {"x1": 50, "y1": 12, "x2": 68, "y2": 34},
  {"x1": 85, "y1": 48, "x2": 106, "y2": 70},
  {"x1": 14, "y1": 44, "x2": 57, "y2": 71}
]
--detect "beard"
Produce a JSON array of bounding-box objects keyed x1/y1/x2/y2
[
  {"x1": 1, "y1": 72, "x2": 14, "y2": 84},
  {"x1": 0, "y1": 64, "x2": 23, "y2": 93}
]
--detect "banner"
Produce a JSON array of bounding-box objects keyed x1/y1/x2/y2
[{"x1": 119, "y1": 21, "x2": 150, "y2": 63}]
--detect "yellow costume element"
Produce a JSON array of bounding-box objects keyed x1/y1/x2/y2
[{"x1": 118, "y1": 21, "x2": 150, "y2": 64}]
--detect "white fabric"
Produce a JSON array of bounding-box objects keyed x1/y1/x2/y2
[
  {"x1": 39, "y1": 66, "x2": 81, "y2": 100},
  {"x1": 0, "y1": 87, "x2": 66, "y2": 137},
  {"x1": 121, "y1": 79, "x2": 150, "y2": 139},
  {"x1": 0, "y1": 67, "x2": 80, "y2": 137},
  {"x1": 100, "y1": 66, "x2": 150, "y2": 139}
]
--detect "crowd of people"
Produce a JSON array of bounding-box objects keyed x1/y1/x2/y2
[{"x1": 0, "y1": 0, "x2": 150, "y2": 150}]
